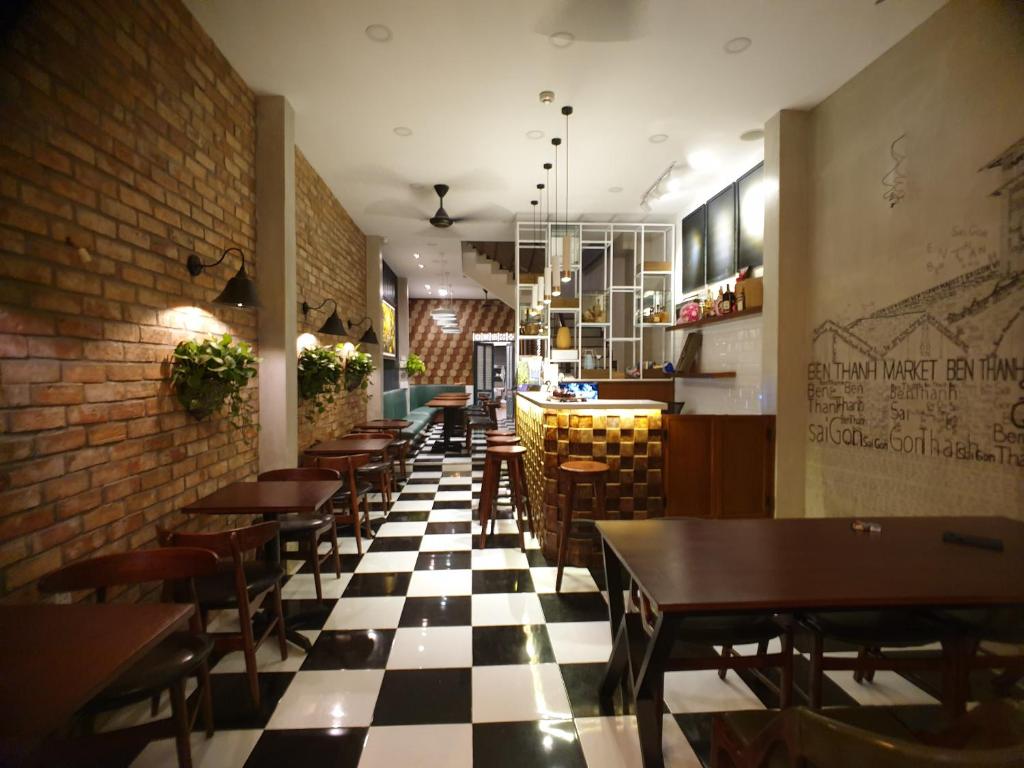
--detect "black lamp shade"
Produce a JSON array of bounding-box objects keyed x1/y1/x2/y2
[
  {"x1": 318, "y1": 310, "x2": 348, "y2": 337},
  {"x1": 358, "y1": 325, "x2": 379, "y2": 345},
  {"x1": 214, "y1": 264, "x2": 260, "y2": 308}
]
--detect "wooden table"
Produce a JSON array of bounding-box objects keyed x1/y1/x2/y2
[
  {"x1": 596, "y1": 516, "x2": 1024, "y2": 768},
  {"x1": 183, "y1": 480, "x2": 342, "y2": 649},
  {"x1": 0, "y1": 603, "x2": 192, "y2": 761},
  {"x1": 305, "y1": 436, "x2": 394, "y2": 457},
  {"x1": 425, "y1": 394, "x2": 470, "y2": 452},
  {"x1": 355, "y1": 419, "x2": 412, "y2": 434}
]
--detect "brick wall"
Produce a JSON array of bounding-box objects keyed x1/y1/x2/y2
[
  {"x1": 409, "y1": 299, "x2": 514, "y2": 384},
  {"x1": 294, "y1": 148, "x2": 367, "y2": 449},
  {"x1": 0, "y1": 0, "x2": 260, "y2": 599}
]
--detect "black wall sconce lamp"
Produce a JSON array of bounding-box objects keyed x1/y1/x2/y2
[
  {"x1": 301, "y1": 299, "x2": 379, "y2": 345},
  {"x1": 186, "y1": 247, "x2": 260, "y2": 308}
]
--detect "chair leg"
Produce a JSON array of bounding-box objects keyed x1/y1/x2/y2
[
  {"x1": 238, "y1": 601, "x2": 261, "y2": 708},
  {"x1": 808, "y1": 629, "x2": 824, "y2": 709},
  {"x1": 853, "y1": 646, "x2": 869, "y2": 683},
  {"x1": 197, "y1": 660, "x2": 214, "y2": 737},
  {"x1": 169, "y1": 678, "x2": 192, "y2": 768},
  {"x1": 718, "y1": 646, "x2": 732, "y2": 680},
  {"x1": 310, "y1": 532, "x2": 324, "y2": 602},
  {"x1": 330, "y1": 519, "x2": 341, "y2": 578},
  {"x1": 508, "y1": 457, "x2": 527, "y2": 553},
  {"x1": 362, "y1": 493, "x2": 374, "y2": 538},
  {"x1": 478, "y1": 460, "x2": 498, "y2": 549},
  {"x1": 150, "y1": 691, "x2": 161, "y2": 716},
  {"x1": 351, "y1": 496, "x2": 364, "y2": 556},
  {"x1": 780, "y1": 628, "x2": 794, "y2": 708},
  {"x1": 555, "y1": 479, "x2": 575, "y2": 594},
  {"x1": 273, "y1": 583, "x2": 288, "y2": 661}
]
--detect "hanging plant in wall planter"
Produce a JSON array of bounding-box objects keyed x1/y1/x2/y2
[
  {"x1": 170, "y1": 334, "x2": 259, "y2": 429},
  {"x1": 298, "y1": 343, "x2": 346, "y2": 421},
  {"x1": 404, "y1": 352, "x2": 427, "y2": 378},
  {"x1": 344, "y1": 348, "x2": 375, "y2": 394}
]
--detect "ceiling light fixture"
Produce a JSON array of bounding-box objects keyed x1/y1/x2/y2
[
  {"x1": 560, "y1": 105, "x2": 574, "y2": 284},
  {"x1": 424, "y1": 283, "x2": 431, "y2": 289},
  {"x1": 550, "y1": 137, "x2": 561, "y2": 298},
  {"x1": 549, "y1": 31, "x2": 574, "y2": 48},
  {"x1": 639, "y1": 162, "x2": 680, "y2": 210},
  {"x1": 393, "y1": 126, "x2": 412, "y2": 137},
  {"x1": 413, "y1": 253, "x2": 421, "y2": 259},
  {"x1": 438, "y1": 288, "x2": 448, "y2": 297},
  {"x1": 648, "y1": 134, "x2": 669, "y2": 144},
  {"x1": 740, "y1": 129, "x2": 765, "y2": 142},
  {"x1": 417, "y1": 263, "x2": 424, "y2": 269},
  {"x1": 724, "y1": 36, "x2": 752, "y2": 54},
  {"x1": 539, "y1": 90, "x2": 555, "y2": 104},
  {"x1": 365, "y1": 24, "x2": 392, "y2": 42},
  {"x1": 526, "y1": 129, "x2": 545, "y2": 140},
  {"x1": 186, "y1": 247, "x2": 259, "y2": 308}
]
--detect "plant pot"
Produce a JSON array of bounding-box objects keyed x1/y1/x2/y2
[{"x1": 184, "y1": 380, "x2": 233, "y2": 421}]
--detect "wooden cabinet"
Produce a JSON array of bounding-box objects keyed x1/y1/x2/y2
[{"x1": 663, "y1": 414, "x2": 775, "y2": 519}]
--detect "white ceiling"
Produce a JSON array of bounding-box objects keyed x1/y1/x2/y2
[{"x1": 185, "y1": 0, "x2": 945, "y2": 299}]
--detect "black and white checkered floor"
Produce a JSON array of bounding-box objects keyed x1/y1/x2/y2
[{"x1": 112, "y1": 421, "x2": 989, "y2": 767}]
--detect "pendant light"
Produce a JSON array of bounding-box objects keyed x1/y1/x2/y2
[
  {"x1": 541, "y1": 164, "x2": 552, "y2": 305},
  {"x1": 560, "y1": 106, "x2": 574, "y2": 284},
  {"x1": 550, "y1": 138, "x2": 561, "y2": 299}
]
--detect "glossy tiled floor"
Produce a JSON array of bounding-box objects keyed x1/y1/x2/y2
[{"x1": 114, "y1": 420, "x2": 975, "y2": 767}]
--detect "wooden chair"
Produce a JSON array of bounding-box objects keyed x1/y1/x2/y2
[
  {"x1": 257, "y1": 468, "x2": 341, "y2": 602},
  {"x1": 346, "y1": 431, "x2": 397, "y2": 506},
  {"x1": 159, "y1": 522, "x2": 287, "y2": 709},
  {"x1": 712, "y1": 698, "x2": 1024, "y2": 768},
  {"x1": 933, "y1": 607, "x2": 1024, "y2": 705},
  {"x1": 37, "y1": 548, "x2": 220, "y2": 768},
  {"x1": 303, "y1": 453, "x2": 375, "y2": 549}
]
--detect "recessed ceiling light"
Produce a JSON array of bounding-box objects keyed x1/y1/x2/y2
[
  {"x1": 413, "y1": 252, "x2": 421, "y2": 259},
  {"x1": 687, "y1": 149, "x2": 718, "y2": 171},
  {"x1": 526, "y1": 130, "x2": 545, "y2": 140},
  {"x1": 724, "y1": 36, "x2": 752, "y2": 54},
  {"x1": 393, "y1": 126, "x2": 412, "y2": 137},
  {"x1": 424, "y1": 284, "x2": 431, "y2": 289},
  {"x1": 648, "y1": 134, "x2": 668, "y2": 144},
  {"x1": 417, "y1": 263, "x2": 424, "y2": 269},
  {"x1": 438, "y1": 288, "x2": 448, "y2": 297},
  {"x1": 608, "y1": 186, "x2": 623, "y2": 193},
  {"x1": 740, "y1": 129, "x2": 765, "y2": 142},
  {"x1": 549, "y1": 31, "x2": 574, "y2": 48},
  {"x1": 365, "y1": 24, "x2": 392, "y2": 43}
]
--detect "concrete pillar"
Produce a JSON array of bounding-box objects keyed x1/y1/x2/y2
[
  {"x1": 761, "y1": 109, "x2": 812, "y2": 518},
  {"x1": 364, "y1": 235, "x2": 384, "y2": 418},
  {"x1": 256, "y1": 95, "x2": 297, "y2": 471}
]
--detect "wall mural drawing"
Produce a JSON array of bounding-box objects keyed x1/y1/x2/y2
[{"x1": 807, "y1": 137, "x2": 1024, "y2": 471}]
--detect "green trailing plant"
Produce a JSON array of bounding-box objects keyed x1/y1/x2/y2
[
  {"x1": 344, "y1": 348, "x2": 375, "y2": 393},
  {"x1": 405, "y1": 352, "x2": 427, "y2": 378},
  {"x1": 170, "y1": 333, "x2": 259, "y2": 429},
  {"x1": 298, "y1": 343, "x2": 345, "y2": 420}
]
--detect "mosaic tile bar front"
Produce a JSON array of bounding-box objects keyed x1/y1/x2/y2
[{"x1": 516, "y1": 395, "x2": 665, "y2": 564}]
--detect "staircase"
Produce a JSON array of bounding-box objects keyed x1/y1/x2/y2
[{"x1": 461, "y1": 241, "x2": 516, "y2": 307}]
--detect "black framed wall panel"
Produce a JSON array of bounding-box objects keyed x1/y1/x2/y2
[
  {"x1": 737, "y1": 162, "x2": 765, "y2": 271},
  {"x1": 706, "y1": 183, "x2": 736, "y2": 284},
  {"x1": 681, "y1": 205, "x2": 706, "y2": 294}
]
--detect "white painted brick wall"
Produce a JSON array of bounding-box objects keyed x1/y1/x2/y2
[{"x1": 672, "y1": 315, "x2": 764, "y2": 414}]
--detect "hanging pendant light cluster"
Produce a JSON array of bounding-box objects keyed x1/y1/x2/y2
[
  {"x1": 431, "y1": 274, "x2": 460, "y2": 334},
  {"x1": 526, "y1": 106, "x2": 575, "y2": 310}
]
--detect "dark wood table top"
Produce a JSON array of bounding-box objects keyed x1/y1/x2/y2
[
  {"x1": 427, "y1": 395, "x2": 470, "y2": 407},
  {"x1": 183, "y1": 480, "x2": 342, "y2": 514},
  {"x1": 355, "y1": 419, "x2": 412, "y2": 431},
  {"x1": 597, "y1": 516, "x2": 1024, "y2": 614},
  {"x1": 305, "y1": 437, "x2": 393, "y2": 456},
  {"x1": 0, "y1": 603, "x2": 192, "y2": 748}
]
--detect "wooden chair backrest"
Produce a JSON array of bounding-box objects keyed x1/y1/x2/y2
[
  {"x1": 159, "y1": 521, "x2": 279, "y2": 561},
  {"x1": 346, "y1": 431, "x2": 395, "y2": 440},
  {"x1": 37, "y1": 547, "x2": 219, "y2": 602},
  {"x1": 258, "y1": 467, "x2": 340, "y2": 482}
]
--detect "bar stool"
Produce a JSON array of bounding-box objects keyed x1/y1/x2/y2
[
  {"x1": 485, "y1": 435, "x2": 520, "y2": 447},
  {"x1": 477, "y1": 445, "x2": 532, "y2": 552},
  {"x1": 555, "y1": 460, "x2": 610, "y2": 593},
  {"x1": 485, "y1": 429, "x2": 516, "y2": 438}
]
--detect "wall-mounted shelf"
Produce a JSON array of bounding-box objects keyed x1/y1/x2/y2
[
  {"x1": 675, "y1": 371, "x2": 737, "y2": 379},
  {"x1": 666, "y1": 306, "x2": 762, "y2": 332}
]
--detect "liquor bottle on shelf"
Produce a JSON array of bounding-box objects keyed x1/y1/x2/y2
[
  {"x1": 715, "y1": 286, "x2": 724, "y2": 315},
  {"x1": 721, "y1": 284, "x2": 732, "y2": 314},
  {"x1": 735, "y1": 285, "x2": 746, "y2": 312}
]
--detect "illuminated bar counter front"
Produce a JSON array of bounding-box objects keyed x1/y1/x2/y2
[{"x1": 515, "y1": 391, "x2": 666, "y2": 564}]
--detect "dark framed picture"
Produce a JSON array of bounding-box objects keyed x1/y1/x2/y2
[
  {"x1": 737, "y1": 162, "x2": 765, "y2": 271},
  {"x1": 706, "y1": 183, "x2": 736, "y2": 284},
  {"x1": 681, "y1": 205, "x2": 706, "y2": 294}
]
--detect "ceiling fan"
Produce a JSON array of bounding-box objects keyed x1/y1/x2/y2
[{"x1": 429, "y1": 184, "x2": 460, "y2": 228}]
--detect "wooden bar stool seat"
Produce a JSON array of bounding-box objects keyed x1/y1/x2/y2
[
  {"x1": 477, "y1": 444, "x2": 533, "y2": 552},
  {"x1": 556, "y1": 460, "x2": 610, "y2": 593},
  {"x1": 485, "y1": 429, "x2": 516, "y2": 438},
  {"x1": 485, "y1": 435, "x2": 520, "y2": 446}
]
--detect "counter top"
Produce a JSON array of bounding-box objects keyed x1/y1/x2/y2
[{"x1": 516, "y1": 391, "x2": 666, "y2": 410}]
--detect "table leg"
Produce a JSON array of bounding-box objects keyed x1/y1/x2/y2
[
  {"x1": 633, "y1": 614, "x2": 677, "y2": 768},
  {"x1": 599, "y1": 538, "x2": 630, "y2": 708},
  {"x1": 262, "y1": 512, "x2": 322, "y2": 653}
]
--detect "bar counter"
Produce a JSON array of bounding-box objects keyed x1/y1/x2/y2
[{"x1": 515, "y1": 391, "x2": 666, "y2": 563}]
